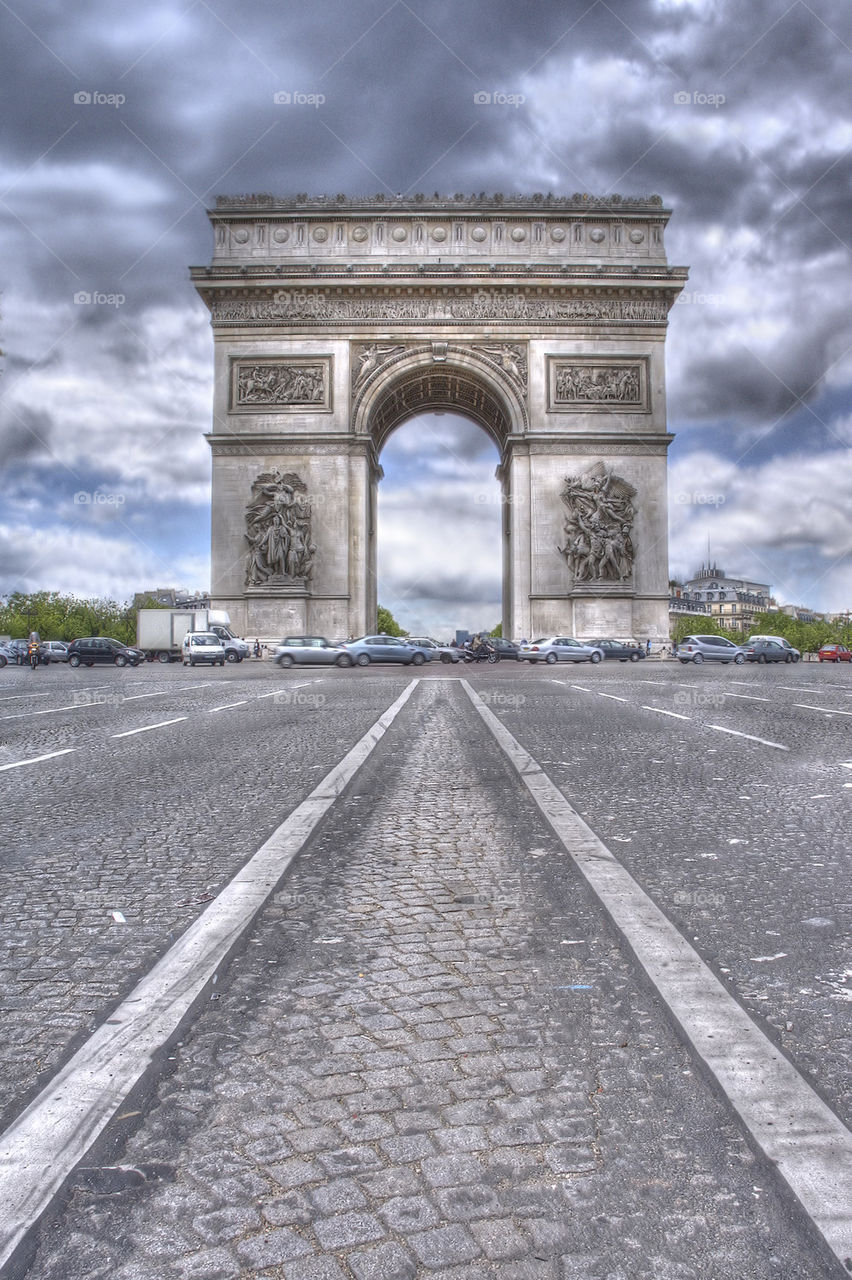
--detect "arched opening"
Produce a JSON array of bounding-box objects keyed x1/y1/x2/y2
[
  {"x1": 360, "y1": 358, "x2": 522, "y2": 640},
  {"x1": 376, "y1": 412, "x2": 502, "y2": 640}
]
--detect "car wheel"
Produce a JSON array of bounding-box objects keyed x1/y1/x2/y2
[
  {"x1": 545, "y1": 652, "x2": 558, "y2": 665},
  {"x1": 692, "y1": 653, "x2": 704, "y2": 664},
  {"x1": 785, "y1": 654, "x2": 792, "y2": 663},
  {"x1": 679, "y1": 658, "x2": 689, "y2": 664},
  {"x1": 0, "y1": 655, "x2": 5, "y2": 668},
  {"x1": 630, "y1": 652, "x2": 640, "y2": 662},
  {"x1": 226, "y1": 651, "x2": 238, "y2": 663},
  {"x1": 734, "y1": 653, "x2": 745, "y2": 665},
  {"x1": 412, "y1": 653, "x2": 425, "y2": 666},
  {"x1": 157, "y1": 651, "x2": 171, "y2": 664},
  {"x1": 278, "y1": 654, "x2": 294, "y2": 668},
  {"x1": 440, "y1": 653, "x2": 453, "y2": 663},
  {"x1": 793, "y1": 654, "x2": 800, "y2": 663},
  {"x1": 356, "y1": 654, "x2": 370, "y2": 666},
  {"x1": 757, "y1": 654, "x2": 765, "y2": 664},
  {"x1": 590, "y1": 651, "x2": 602, "y2": 664},
  {"x1": 114, "y1": 655, "x2": 127, "y2": 667},
  {"x1": 336, "y1": 654, "x2": 353, "y2": 667}
]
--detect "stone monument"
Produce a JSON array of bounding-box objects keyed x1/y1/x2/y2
[{"x1": 191, "y1": 193, "x2": 687, "y2": 640}]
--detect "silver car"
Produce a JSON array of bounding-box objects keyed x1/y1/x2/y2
[
  {"x1": 274, "y1": 636, "x2": 354, "y2": 668},
  {"x1": 406, "y1": 637, "x2": 462, "y2": 663},
  {"x1": 518, "y1": 637, "x2": 604, "y2": 664},
  {"x1": 677, "y1": 634, "x2": 745, "y2": 665},
  {"x1": 343, "y1": 635, "x2": 422, "y2": 666}
]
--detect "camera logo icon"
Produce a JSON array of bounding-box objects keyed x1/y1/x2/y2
[
  {"x1": 73, "y1": 491, "x2": 91, "y2": 504},
  {"x1": 74, "y1": 91, "x2": 92, "y2": 104},
  {"x1": 673, "y1": 91, "x2": 691, "y2": 104},
  {"x1": 73, "y1": 291, "x2": 92, "y2": 304},
  {"x1": 273, "y1": 91, "x2": 292, "y2": 104},
  {"x1": 473, "y1": 91, "x2": 491, "y2": 105}
]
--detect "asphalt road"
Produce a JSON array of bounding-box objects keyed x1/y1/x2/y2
[{"x1": 0, "y1": 656, "x2": 849, "y2": 1278}]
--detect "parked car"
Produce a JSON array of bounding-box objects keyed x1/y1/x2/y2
[
  {"x1": 746, "y1": 634, "x2": 800, "y2": 663},
  {"x1": 405, "y1": 637, "x2": 460, "y2": 663},
  {"x1": 742, "y1": 639, "x2": 788, "y2": 664},
  {"x1": 590, "y1": 638, "x2": 646, "y2": 662},
  {"x1": 677, "y1": 635, "x2": 745, "y2": 665},
  {"x1": 0, "y1": 642, "x2": 14, "y2": 668},
  {"x1": 343, "y1": 635, "x2": 422, "y2": 666},
  {"x1": 6, "y1": 638, "x2": 51, "y2": 666},
  {"x1": 42, "y1": 641, "x2": 70, "y2": 663},
  {"x1": 518, "y1": 637, "x2": 604, "y2": 664},
  {"x1": 182, "y1": 632, "x2": 226, "y2": 667},
  {"x1": 818, "y1": 643, "x2": 852, "y2": 663},
  {"x1": 67, "y1": 637, "x2": 145, "y2": 668},
  {"x1": 274, "y1": 637, "x2": 354, "y2": 668}
]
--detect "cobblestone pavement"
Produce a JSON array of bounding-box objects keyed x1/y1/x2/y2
[
  {"x1": 0, "y1": 665, "x2": 408, "y2": 1128},
  {"x1": 20, "y1": 681, "x2": 838, "y2": 1279}
]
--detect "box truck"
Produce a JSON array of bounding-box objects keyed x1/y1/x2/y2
[{"x1": 136, "y1": 608, "x2": 249, "y2": 663}]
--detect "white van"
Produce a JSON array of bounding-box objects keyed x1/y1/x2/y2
[
  {"x1": 747, "y1": 635, "x2": 800, "y2": 663},
  {"x1": 182, "y1": 632, "x2": 226, "y2": 667}
]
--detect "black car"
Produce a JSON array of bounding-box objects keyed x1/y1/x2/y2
[
  {"x1": 489, "y1": 638, "x2": 521, "y2": 660},
  {"x1": 591, "y1": 638, "x2": 646, "y2": 662},
  {"x1": 6, "y1": 638, "x2": 51, "y2": 666},
  {"x1": 742, "y1": 639, "x2": 788, "y2": 664},
  {"x1": 67, "y1": 637, "x2": 145, "y2": 668}
]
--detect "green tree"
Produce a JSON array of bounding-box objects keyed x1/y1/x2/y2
[
  {"x1": 490, "y1": 622, "x2": 503, "y2": 638},
  {"x1": 376, "y1": 604, "x2": 406, "y2": 636}
]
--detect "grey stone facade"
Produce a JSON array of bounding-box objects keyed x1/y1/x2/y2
[{"x1": 191, "y1": 194, "x2": 687, "y2": 640}]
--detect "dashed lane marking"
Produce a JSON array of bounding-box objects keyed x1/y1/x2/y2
[
  {"x1": 110, "y1": 717, "x2": 188, "y2": 738},
  {"x1": 724, "y1": 692, "x2": 772, "y2": 702},
  {"x1": 707, "y1": 725, "x2": 789, "y2": 750},
  {"x1": 641, "y1": 705, "x2": 691, "y2": 720},
  {"x1": 0, "y1": 680, "x2": 419, "y2": 1272},
  {"x1": 0, "y1": 748, "x2": 77, "y2": 773},
  {"x1": 207, "y1": 701, "x2": 249, "y2": 713},
  {"x1": 463, "y1": 681, "x2": 852, "y2": 1271},
  {"x1": 794, "y1": 703, "x2": 852, "y2": 717},
  {"x1": 596, "y1": 692, "x2": 628, "y2": 702}
]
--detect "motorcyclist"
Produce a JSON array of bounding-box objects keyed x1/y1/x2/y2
[{"x1": 27, "y1": 630, "x2": 41, "y2": 670}]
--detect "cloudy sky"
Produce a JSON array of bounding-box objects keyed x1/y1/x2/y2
[{"x1": 1, "y1": 0, "x2": 851, "y2": 635}]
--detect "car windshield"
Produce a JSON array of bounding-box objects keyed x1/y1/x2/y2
[{"x1": 194, "y1": 636, "x2": 218, "y2": 646}]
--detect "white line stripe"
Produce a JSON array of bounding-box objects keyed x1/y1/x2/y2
[
  {"x1": 708, "y1": 724, "x2": 789, "y2": 750},
  {"x1": 110, "y1": 717, "x2": 188, "y2": 738},
  {"x1": 596, "y1": 692, "x2": 628, "y2": 702},
  {"x1": 120, "y1": 691, "x2": 173, "y2": 702},
  {"x1": 641, "y1": 705, "x2": 691, "y2": 720},
  {"x1": 794, "y1": 703, "x2": 852, "y2": 717},
  {"x1": 724, "y1": 692, "x2": 771, "y2": 702},
  {"x1": 0, "y1": 748, "x2": 76, "y2": 773},
  {"x1": 0, "y1": 681, "x2": 419, "y2": 1269},
  {"x1": 569, "y1": 684, "x2": 593, "y2": 692},
  {"x1": 0, "y1": 702, "x2": 93, "y2": 723},
  {"x1": 461, "y1": 681, "x2": 852, "y2": 1270},
  {"x1": 207, "y1": 700, "x2": 249, "y2": 713},
  {"x1": 0, "y1": 692, "x2": 53, "y2": 703}
]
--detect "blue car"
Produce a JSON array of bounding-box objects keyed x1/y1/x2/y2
[{"x1": 342, "y1": 635, "x2": 422, "y2": 667}]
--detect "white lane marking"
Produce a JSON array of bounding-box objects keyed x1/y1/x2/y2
[
  {"x1": 0, "y1": 692, "x2": 54, "y2": 702},
  {"x1": 708, "y1": 725, "x2": 789, "y2": 751},
  {"x1": 794, "y1": 703, "x2": 852, "y2": 717},
  {"x1": 0, "y1": 748, "x2": 76, "y2": 773},
  {"x1": 462, "y1": 682, "x2": 852, "y2": 1272},
  {"x1": 841, "y1": 762, "x2": 852, "y2": 770},
  {"x1": 0, "y1": 702, "x2": 94, "y2": 723},
  {"x1": 0, "y1": 680, "x2": 419, "y2": 1269},
  {"x1": 597, "y1": 692, "x2": 628, "y2": 702},
  {"x1": 120, "y1": 690, "x2": 175, "y2": 702},
  {"x1": 641, "y1": 705, "x2": 691, "y2": 720},
  {"x1": 724, "y1": 692, "x2": 771, "y2": 702},
  {"x1": 207, "y1": 700, "x2": 249, "y2": 713},
  {"x1": 110, "y1": 717, "x2": 188, "y2": 738},
  {"x1": 568, "y1": 684, "x2": 593, "y2": 692}
]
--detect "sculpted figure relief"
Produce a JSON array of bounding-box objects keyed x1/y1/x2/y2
[
  {"x1": 558, "y1": 463, "x2": 636, "y2": 583},
  {"x1": 554, "y1": 363, "x2": 641, "y2": 404},
  {"x1": 236, "y1": 363, "x2": 325, "y2": 405},
  {"x1": 245, "y1": 470, "x2": 316, "y2": 586}
]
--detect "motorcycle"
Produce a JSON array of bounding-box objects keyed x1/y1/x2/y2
[{"x1": 463, "y1": 643, "x2": 499, "y2": 664}]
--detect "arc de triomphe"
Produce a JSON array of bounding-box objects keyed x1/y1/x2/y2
[{"x1": 191, "y1": 194, "x2": 687, "y2": 641}]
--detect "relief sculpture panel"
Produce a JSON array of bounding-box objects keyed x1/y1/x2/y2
[
  {"x1": 558, "y1": 462, "x2": 636, "y2": 584},
  {"x1": 548, "y1": 356, "x2": 649, "y2": 412},
  {"x1": 231, "y1": 358, "x2": 332, "y2": 412}
]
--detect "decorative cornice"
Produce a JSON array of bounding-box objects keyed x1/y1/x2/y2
[{"x1": 212, "y1": 192, "x2": 669, "y2": 214}]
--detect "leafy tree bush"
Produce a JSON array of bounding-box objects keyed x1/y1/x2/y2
[
  {"x1": 376, "y1": 604, "x2": 406, "y2": 637},
  {"x1": 0, "y1": 592, "x2": 136, "y2": 646}
]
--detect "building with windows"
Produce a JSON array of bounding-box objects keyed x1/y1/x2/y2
[{"x1": 675, "y1": 565, "x2": 771, "y2": 632}]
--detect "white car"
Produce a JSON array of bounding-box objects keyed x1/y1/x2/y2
[
  {"x1": 518, "y1": 637, "x2": 604, "y2": 664},
  {"x1": 182, "y1": 632, "x2": 226, "y2": 667}
]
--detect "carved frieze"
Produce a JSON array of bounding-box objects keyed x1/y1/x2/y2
[
  {"x1": 230, "y1": 357, "x2": 332, "y2": 412},
  {"x1": 558, "y1": 462, "x2": 636, "y2": 585},
  {"x1": 351, "y1": 343, "x2": 407, "y2": 393},
  {"x1": 547, "y1": 356, "x2": 649, "y2": 412},
  {"x1": 212, "y1": 292, "x2": 670, "y2": 327},
  {"x1": 472, "y1": 343, "x2": 528, "y2": 394}
]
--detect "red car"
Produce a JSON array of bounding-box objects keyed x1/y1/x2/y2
[{"x1": 818, "y1": 644, "x2": 852, "y2": 663}]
